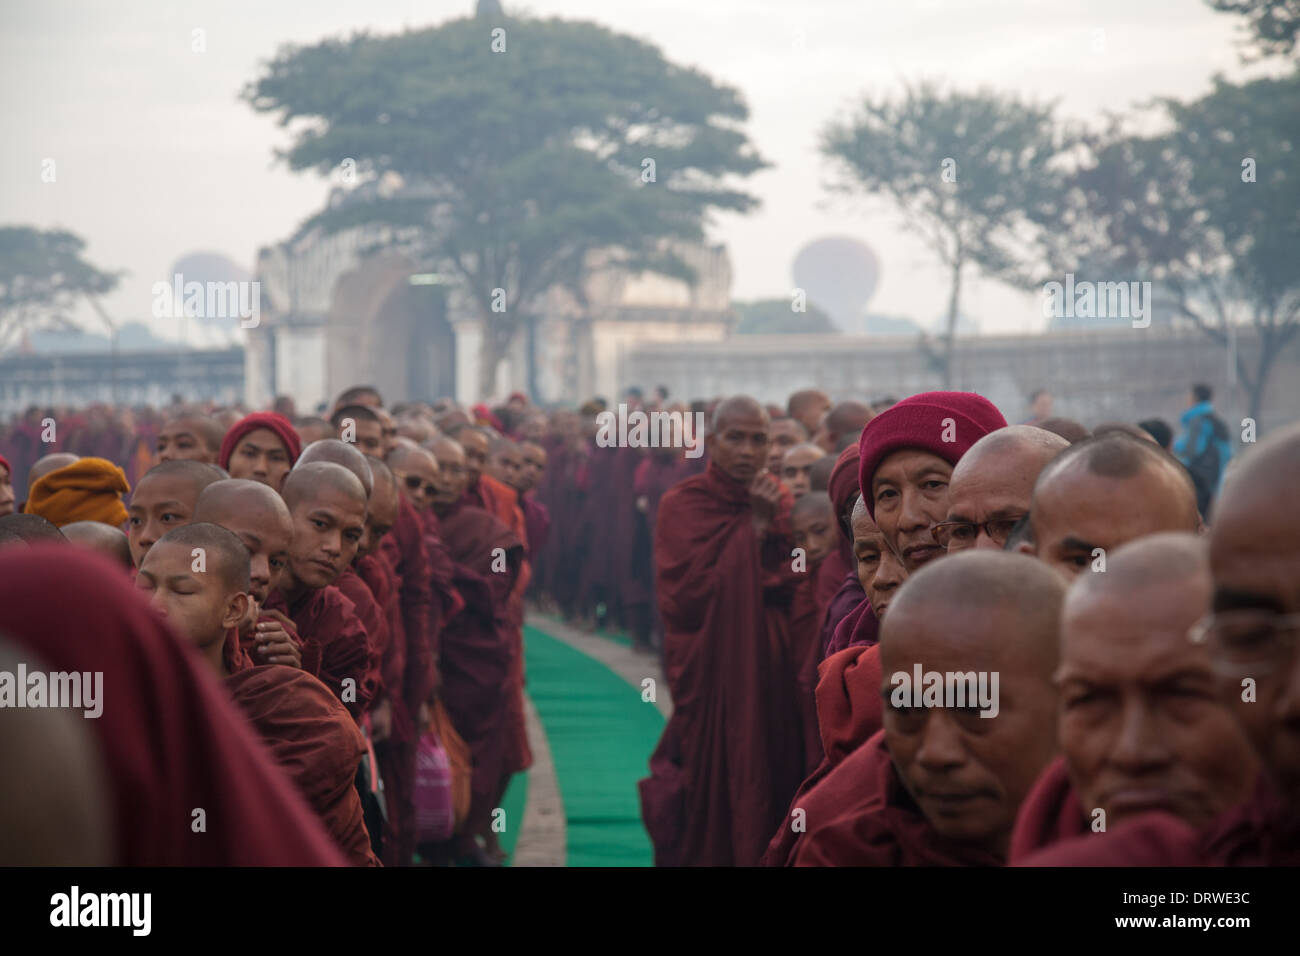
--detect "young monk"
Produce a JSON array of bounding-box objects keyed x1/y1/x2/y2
[
  {"x1": 766, "y1": 418, "x2": 808, "y2": 473},
  {"x1": 264, "y1": 462, "x2": 376, "y2": 718},
  {"x1": 780, "y1": 443, "x2": 827, "y2": 500},
  {"x1": 936, "y1": 425, "x2": 1068, "y2": 552},
  {"x1": 787, "y1": 389, "x2": 831, "y2": 437},
  {"x1": 331, "y1": 404, "x2": 385, "y2": 458},
  {"x1": 1025, "y1": 432, "x2": 1201, "y2": 579},
  {"x1": 155, "y1": 414, "x2": 225, "y2": 463},
  {"x1": 25, "y1": 456, "x2": 129, "y2": 528},
  {"x1": 127, "y1": 460, "x2": 226, "y2": 567},
  {"x1": 794, "y1": 551, "x2": 1066, "y2": 865},
  {"x1": 61, "y1": 520, "x2": 132, "y2": 569},
  {"x1": 192, "y1": 479, "x2": 302, "y2": 668},
  {"x1": 1011, "y1": 533, "x2": 1257, "y2": 861},
  {"x1": 219, "y1": 411, "x2": 301, "y2": 491},
  {"x1": 640, "y1": 395, "x2": 805, "y2": 867},
  {"x1": 136, "y1": 523, "x2": 380, "y2": 866},
  {"x1": 813, "y1": 400, "x2": 874, "y2": 454}
]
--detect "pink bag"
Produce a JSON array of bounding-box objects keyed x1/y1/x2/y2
[{"x1": 412, "y1": 730, "x2": 455, "y2": 844}]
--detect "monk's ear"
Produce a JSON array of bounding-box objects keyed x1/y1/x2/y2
[
  {"x1": 222, "y1": 592, "x2": 251, "y2": 632},
  {"x1": 1014, "y1": 540, "x2": 1036, "y2": 557}
]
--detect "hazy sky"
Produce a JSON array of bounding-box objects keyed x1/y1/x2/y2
[{"x1": 1, "y1": 0, "x2": 1263, "y2": 344}]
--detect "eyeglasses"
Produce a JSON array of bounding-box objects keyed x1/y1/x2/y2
[
  {"x1": 932, "y1": 515, "x2": 1027, "y2": 549},
  {"x1": 398, "y1": 473, "x2": 438, "y2": 497},
  {"x1": 1188, "y1": 610, "x2": 1300, "y2": 673}
]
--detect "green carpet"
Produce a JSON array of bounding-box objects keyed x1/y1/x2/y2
[
  {"x1": 499, "y1": 761, "x2": 527, "y2": 865},
  {"x1": 523, "y1": 624, "x2": 665, "y2": 866}
]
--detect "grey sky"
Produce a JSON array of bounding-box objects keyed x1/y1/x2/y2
[{"x1": 0, "y1": 0, "x2": 1263, "y2": 343}]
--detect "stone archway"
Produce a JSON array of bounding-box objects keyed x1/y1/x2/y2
[{"x1": 370, "y1": 281, "x2": 456, "y2": 402}]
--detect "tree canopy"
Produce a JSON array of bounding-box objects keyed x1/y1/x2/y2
[{"x1": 0, "y1": 226, "x2": 120, "y2": 349}]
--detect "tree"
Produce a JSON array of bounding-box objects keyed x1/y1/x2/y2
[
  {"x1": 1041, "y1": 73, "x2": 1300, "y2": 425},
  {"x1": 820, "y1": 82, "x2": 1071, "y2": 387},
  {"x1": 244, "y1": 10, "x2": 766, "y2": 398},
  {"x1": 0, "y1": 226, "x2": 120, "y2": 350},
  {"x1": 1208, "y1": 0, "x2": 1300, "y2": 59}
]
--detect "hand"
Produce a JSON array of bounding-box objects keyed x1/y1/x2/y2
[
  {"x1": 749, "y1": 471, "x2": 782, "y2": 536},
  {"x1": 254, "y1": 610, "x2": 302, "y2": 668},
  {"x1": 370, "y1": 697, "x2": 393, "y2": 742}
]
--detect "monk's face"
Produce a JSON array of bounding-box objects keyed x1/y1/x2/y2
[
  {"x1": 780, "y1": 446, "x2": 825, "y2": 499},
  {"x1": 359, "y1": 478, "x2": 400, "y2": 560},
  {"x1": 520, "y1": 416, "x2": 546, "y2": 444},
  {"x1": 201, "y1": 499, "x2": 292, "y2": 606},
  {"x1": 1031, "y1": 463, "x2": 1194, "y2": 579},
  {"x1": 853, "y1": 508, "x2": 907, "y2": 620},
  {"x1": 491, "y1": 447, "x2": 524, "y2": 491},
  {"x1": 227, "y1": 428, "x2": 292, "y2": 490},
  {"x1": 870, "y1": 449, "x2": 951, "y2": 572},
  {"x1": 793, "y1": 394, "x2": 830, "y2": 435},
  {"x1": 285, "y1": 487, "x2": 367, "y2": 589},
  {"x1": 346, "y1": 419, "x2": 384, "y2": 458},
  {"x1": 882, "y1": 602, "x2": 1058, "y2": 853},
  {"x1": 792, "y1": 507, "x2": 838, "y2": 566},
  {"x1": 395, "y1": 454, "x2": 441, "y2": 512},
  {"x1": 1057, "y1": 576, "x2": 1257, "y2": 830},
  {"x1": 156, "y1": 420, "x2": 217, "y2": 463},
  {"x1": 430, "y1": 447, "x2": 468, "y2": 511},
  {"x1": 1208, "y1": 485, "x2": 1300, "y2": 805},
  {"x1": 707, "y1": 412, "x2": 769, "y2": 485},
  {"x1": 136, "y1": 540, "x2": 246, "y2": 650},
  {"x1": 459, "y1": 431, "x2": 489, "y2": 487},
  {"x1": 519, "y1": 443, "x2": 547, "y2": 493},
  {"x1": 374, "y1": 409, "x2": 398, "y2": 454},
  {"x1": 128, "y1": 474, "x2": 200, "y2": 568},
  {"x1": 941, "y1": 451, "x2": 1035, "y2": 552},
  {"x1": 766, "y1": 420, "x2": 803, "y2": 472},
  {"x1": 0, "y1": 464, "x2": 13, "y2": 516}
]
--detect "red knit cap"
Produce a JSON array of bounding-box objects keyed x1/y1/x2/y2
[
  {"x1": 0, "y1": 453, "x2": 10, "y2": 477},
  {"x1": 219, "y1": 412, "x2": 302, "y2": 471},
  {"x1": 857, "y1": 391, "x2": 1007, "y2": 518},
  {"x1": 827, "y1": 444, "x2": 861, "y2": 543}
]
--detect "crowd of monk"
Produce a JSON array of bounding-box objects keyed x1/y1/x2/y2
[{"x1": 0, "y1": 384, "x2": 1296, "y2": 867}]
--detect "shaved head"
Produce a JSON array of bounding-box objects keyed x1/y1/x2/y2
[
  {"x1": 128, "y1": 460, "x2": 227, "y2": 568},
  {"x1": 788, "y1": 389, "x2": 831, "y2": 434},
  {"x1": 27, "y1": 454, "x2": 79, "y2": 489},
  {"x1": 279, "y1": 464, "x2": 368, "y2": 595},
  {"x1": 193, "y1": 479, "x2": 293, "y2": 605},
  {"x1": 297, "y1": 439, "x2": 374, "y2": 498},
  {"x1": 0, "y1": 513, "x2": 65, "y2": 543},
  {"x1": 780, "y1": 442, "x2": 827, "y2": 499},
  {"x1": 816, "y1": 400, "x2": 874, "y2": 453},
  {"x1": 152, "y1": 521, "x2": 251, "y2": 593},
  {"x1": 61, "y1": 521, "x2": 132, "y2": 569},
  {"x1": 712, "y1": 395, "x2": 768, "y2": 433},
  {"x1": 421, "y1": 438, "x2": 466, "y2": 512},
  {"x1": 709, "y1": 396, "x2": 769, "y2": 485},
  {"x1": 282, "y1": 461, "x2": 367, "y2": 510},
  {"x1": 194, "y1": 477, "x2": 291, "y2": 526},
  {"x1": 157, "y1": 415, "x2": 225, "y2": 463}
]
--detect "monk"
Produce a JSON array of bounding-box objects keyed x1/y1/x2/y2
[
  {"x1": 935, "y1": 425, "x2": 1068, "y2": 552},
  {"x1": 61, "y1": 520, "x2": 132, "y2": 569},
  {"x1": 25, "y1": 452, "x2": 79, "y2": 491},
  {"x1": 1011, "y1": 534, "x2": 1257, "y2": 862},
  {"x1": 192, "y1": 479, "x2": 303, "y2": 668},
  {"x1": 813, "y1": 399, "x2": 874, "y2": 454},
  {"x1": 0, "y1": 545, "x2": 346, "y2": 865},
  {"x1": 780, "y1": 442, "x2": 827, "y2": 500},
  {"x1": 640, "y1": 396, "x2": 805, "y2": 866},
  {"x1": 1025, "y1": 432, "x2": 1201, "y2": 578},
  {"x1": 787, "y1": 389, "x2": 831, "y2": 437},
  {"x1": 332, "y1": 384, "x2": 384, "y2": 411},
  {"x1": 25, "y1": 456, "x2": 129, "y2": 528},
  {"x1": 816, "y1": 446, "x2": 869, "y2": 653},
  {"x1": 516, "y1": 440, "x2": 551, "y2": 564},
  {"x1": 487, "y1": 437, "x2": 524, "y2": 491},
  {"x1": 136, "y1": 523, "x2": 380, "y2": 865},
  {"x1": 794, "y1": 551, "x2": 1065, "y2": 865},
  {"x1": 425, "y1": 435, "x2": 524, "y2": 865},
  {"x1": 0, "y1": 513, "x2": 65, "y2": 543},
  {"x1": 766, "y1": 418, "x2": 808, "y2": 473},
  {"x1": 789, "y1": 492, "x2": 841, "y2": 771},
  {"x1": 265, "y1": 463, "x2": 376, "y2": 718},
  {"x1": 127, "y1": 460, "x2": 225, "y2": 567},
  {"x1": 331, "y1": 404, "x2": 385, "y2": 458},
  {"x1": 155, "y1": 415, "x2": 224, "y2": 463},
  {"x1": 295, "y1": 417, "x2": 337, "y2": 447},
  {"x1": 0, "y1": 453, "x2": 14, "y2": 516},
  {"x1": 219, "y1": 411, "x2": 301, "y2": 491}
]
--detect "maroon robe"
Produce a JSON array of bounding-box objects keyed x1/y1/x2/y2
[
  {"x1": 337, "y1": 567, "x2": 387, "y2": 711},
  {"x1": 1008, "y1": 756, "x2": 1089, "y2": 861},
  {"x1": 793, "y1": 730, "x2": 1003, "y2": 866},
  {"x1": 225, "y1": 666, "x2": 381, "y2": 866},
  {"x1": 824, "y1": 592, "x2": 879, "y2": 658},
  {"x1": 265, "y1": 584, "x2": 374, "y2": 719},
  {"x1": 639, "y1": 461, "x2": 805, "y2": 866}
]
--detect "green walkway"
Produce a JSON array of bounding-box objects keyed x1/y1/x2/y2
[{"x1": 522, "y1": 623, "x2": 665, "y2": 866}]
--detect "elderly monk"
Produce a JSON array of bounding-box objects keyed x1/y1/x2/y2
[
  {"x1": 794, "y1": 552, "x2": 1065, "y2": 865},
  {"x1": 813, "y1": 400, "x2": 874, "y2": 455},
  {"x1": 780, "y1": 443, "x2": 827, "y2": 500},
  {"x1": 61, "y1": 521, "x2": 132, "y2": 569},
  {"x1": 766, "y1": 418, "x2": 808, "y2": 473},
  {"x1": 426, "y1": 434, "x2": 524, "y2": 865},
  {"x1": 192, "y1": 479, "x2": 302, "y2": 669},
  {"x1": 640, "y1": 395, "x2": 805, "y2": 866},
  {"x1": 127, "y1": 460, "x2": 225, "y2": 567},
  {"x1": 264, "y1": 463, "x2": 376, "y2": 719},
  {"x1": 220, "y1": 411, "x2": 301, "y2": 491},
  {"x1": 155, "y1": 415, "x2": 224, "y2": 463},
  {"x1": 935, "y1": 425, "x2": 1068, "y2": 553},
  {"x1": 1025, "y1": 432, "x2": 1200, "y2": 579},
  {"x1": 1011, "y1": 534, "x2": 1257, "y2": 862},
  {"x1": 788, "y1": 389, "x2": 831, "y2": 437},
  {"x1": 137, "y1": 523, "x2": 380, "y2": 865},
  {"x1": 25, "y1": 456, "x2": 129, "y2": 528}
]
